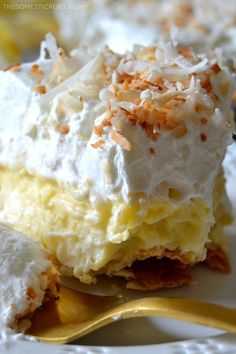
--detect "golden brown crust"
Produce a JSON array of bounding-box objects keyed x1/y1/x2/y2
[
  {"x1": 113, "y1": 245, "x2": 230, "y2": 290},
  {"x1": 116, "y1": 257, "x2": 194, "y2": 291},
  {"x1": 205, "y1": 245, "x2": 231, "y2": 273}
]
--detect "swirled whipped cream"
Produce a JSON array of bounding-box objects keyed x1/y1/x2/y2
[
  {"x1": 0, "y1": 34, "x2": 234, "y2": 206},
  {"x1": 0, "y1": 223, "x2": 57, "y2": 331}
]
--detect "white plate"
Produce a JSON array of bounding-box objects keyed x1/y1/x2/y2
[{"x1": 0, "y1": 144, "x2": 236, "y2": 354}]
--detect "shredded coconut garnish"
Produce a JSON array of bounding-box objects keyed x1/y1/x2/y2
[
  {"x1": 66, "y1": 34, "x2": 234, "y2": 151},
  {"x1": 91, "y1": 139, "x2": 105, "y2": 149},
  {"x1": 45, "y1": 33, "x2": 59, "y2": 59},
  {"x1": 0, "y1": 33, "x2": 234, "y2": 201},
  {"x1": 110, "y1": 131, "x2": 132, "y2": 151}
]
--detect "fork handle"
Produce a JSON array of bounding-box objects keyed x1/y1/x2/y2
[{"x1": 98, "y1": 297, "x2": 236, "y2": 334}]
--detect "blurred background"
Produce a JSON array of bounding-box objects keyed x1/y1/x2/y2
[
  {"x1": 1, "y1": 0, "x2": 236, "y2": 67},
  {"x1": 0, "y1": 0, "x2": 58, "y2": 66}
]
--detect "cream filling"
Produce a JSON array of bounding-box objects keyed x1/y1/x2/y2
[{"x1": 0, "y1": 168, "x2": 228, "y2": 284}]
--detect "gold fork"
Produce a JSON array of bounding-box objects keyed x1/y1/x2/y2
[{"x1": 27, "y1": 279, "x2": 236, "y2": 344}]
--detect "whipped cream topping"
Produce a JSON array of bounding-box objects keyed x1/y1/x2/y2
[
  {"x1": 0, "y1": 223, "x2": 56, "y2": 330},
  {"x1": 0, "y1": 35, "x2": 234, "y2": 205},
  {"x1": 224, "y1": 142, "x2": 236, "y2": 210},
  {"x1": 224, "y1": 143, "x2": 236, "y2": 178},
  {"x1": 55, "y1": 0, "x2": 236, "y2": 68}
]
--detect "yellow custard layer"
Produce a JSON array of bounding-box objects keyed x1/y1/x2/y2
[{"x1": 0, "y1": 167, "x2": 230, "y2": 283}]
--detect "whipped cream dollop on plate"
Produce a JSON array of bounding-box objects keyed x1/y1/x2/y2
[{"x1": 0, "y1": 223, "x2": 57, "y2": 331}]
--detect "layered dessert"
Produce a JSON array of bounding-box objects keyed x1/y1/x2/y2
[
  {"x1": 0, "y1": 223, "x2": 58, "y2": 331},
  {"x1": 0, "y1": 35, "x2": 234, "y2": 289}
]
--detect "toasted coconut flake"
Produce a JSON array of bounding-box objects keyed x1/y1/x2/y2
[
  {"x1": 150, "y1": 77, "x2": 165, "y2": 90},
  {"x1": 201, "y1": 76, "x2": 212, "y2": 92},
  {"x1": 164, "y1": 116, "x2": 181, "y2": 130},
  {"x1": 134, "y1": 97, "x2": 141, "y2": 105},
  {"x1": 135, "y1": 106, "x2": 150, "y2": 123},
  {"x1": 211, "y1": 63, "x2": 221, "y2": 74},
  {"x1": 172, "y1": 122, "x2": 188, "y2": 138},
  {"x1": 102, "y1": 118, "x2": 113, "y2": 127},
  {"x1": 94, "y1": 125, "x2": 103, "y2": 136},
  {"x1": 149, "y1": 148, "x2": 155, "y2": 155},
  {"x1": 178, "y1": 47, "x2": 193, "y2": 59},
  {"x1": 50, "y1": 49, "x2": 68, "y2": 83},
  {"x1": 36, "y1": 85, "x2": 47, "y2": 94},
  {"x1": 142, "y1": 122, "x2": 159, "y2": 141},
  {"x1": 143, "y1": 100, "x2": 153, "y2": 110},
  {"x1": 226, "y1": 120, "x2": 232, "y2": 128},
  {"x1": 200, "y1": 117, "x2": 208, "y2": 125},
  {"x1": 45, "y1": 33, "x2": 58, "y2": 59},
  {"x1": 174, "y1": 95, "x2": 187, "y2": 102},
  {"x1": 91, "y1": 139, "x2": 104, "y2": 149},
  {"x1": 105, "y1": 110, "x2": 116, "y2": 121},
  {"x1": 26, "y1": 287, "x2": 36, "y2": 300},
  {"x1": 110, "y1": 131, "x2": 132, "y2": 151},
  {"x1": 200, "y1": 133, "x2": 207, "y2": 142},
  {"x1": 220, "y1": 82, "x2": 230, "y2": 96},
  {"x1": 163, "y1": 95, "x2": 186, "y2": 109},
  {"x1": 130, "y1": 79, "x2": 150, "y2": 91},
  {"x1": 58, "y1": 123, "x2": 70, "y2": 135},
  {"x1": 31, "y1": 64, "x2": 40, "y2": 74},
  {"x1": 195, "y1": 102, "x2": 205, "y2": 113}
]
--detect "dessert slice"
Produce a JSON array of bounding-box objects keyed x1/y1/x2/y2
[
  {"x1": 0, "y1": 223, "x2": 58, "y2": 331},
  {"x1": 0, "y1": 35, "x2": 234, "y2": 289}
]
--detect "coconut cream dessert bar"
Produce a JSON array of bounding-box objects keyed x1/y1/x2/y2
[
  {"x1": 0, "y1": 35, "x2": 234, "y2": 289},
  {"x1": 0, "y1": 223, "x2": 58, "y2": 331}
]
